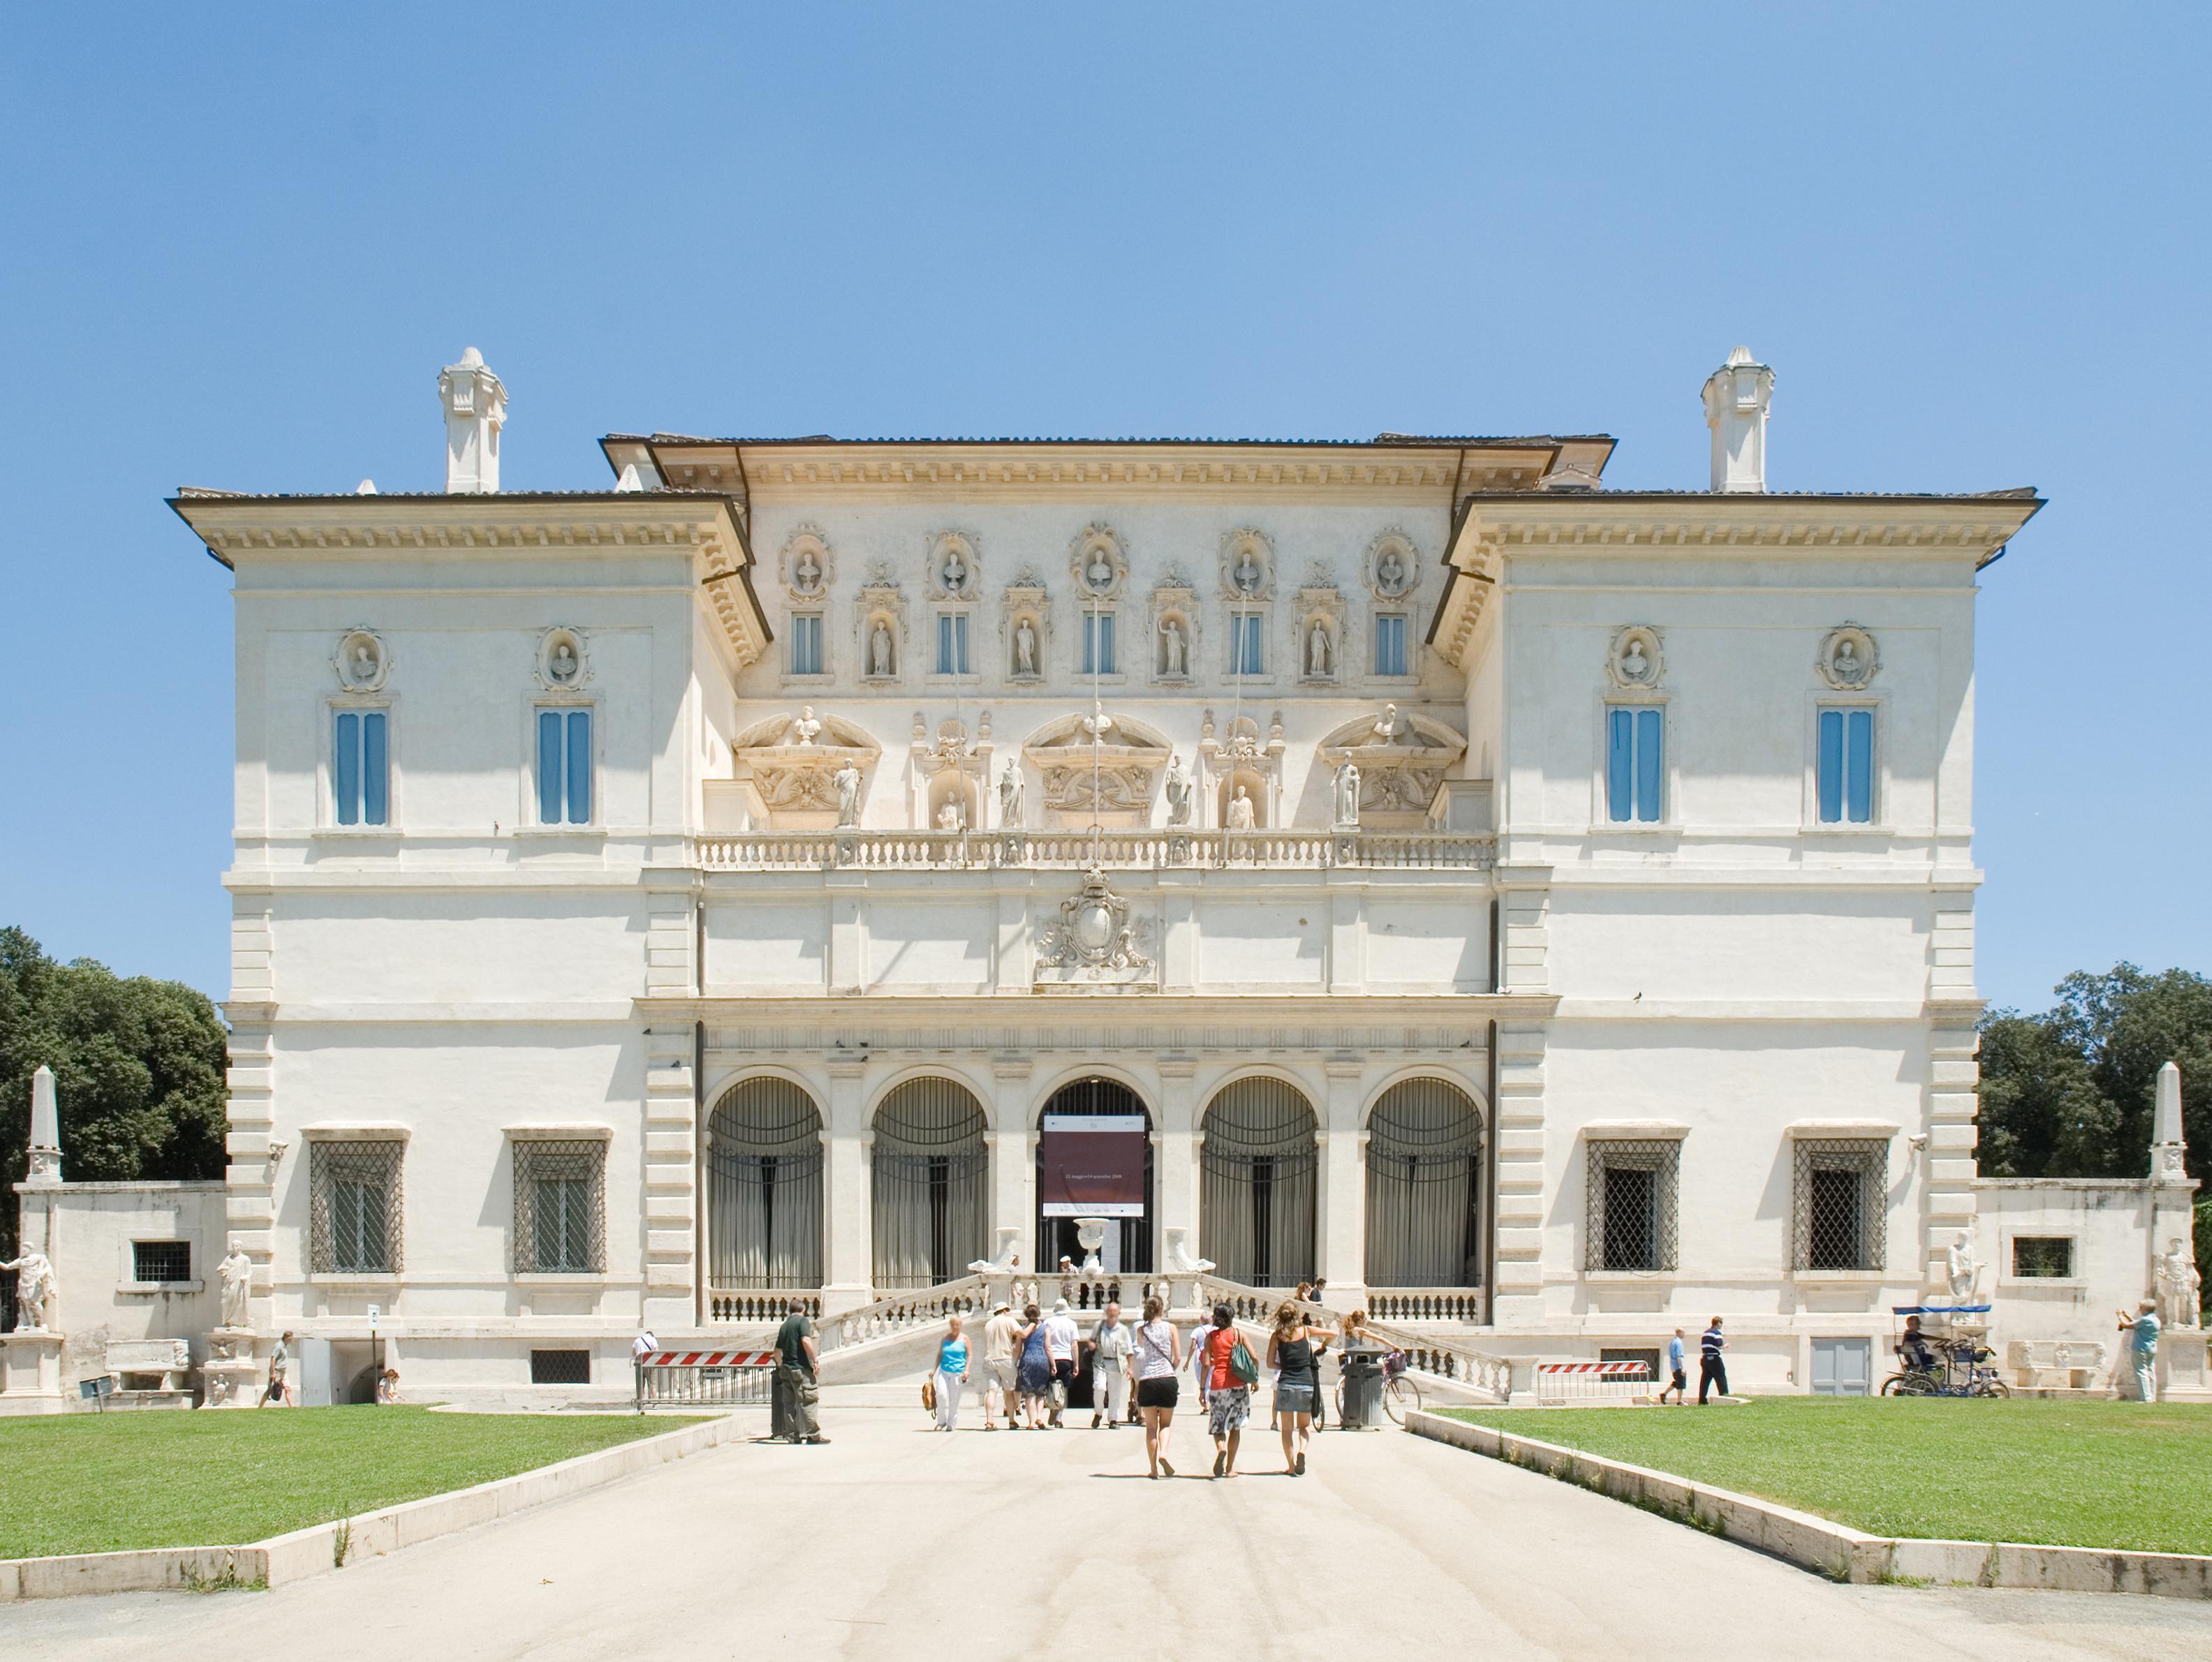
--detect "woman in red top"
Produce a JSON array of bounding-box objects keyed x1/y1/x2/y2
[{"x1": 1199, "y1": 1303, "x2": 1250, "y2": 1478}]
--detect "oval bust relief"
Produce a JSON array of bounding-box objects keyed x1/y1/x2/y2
[{"x1": 335, "y1": 629, "x2": 388, "y2": 691}]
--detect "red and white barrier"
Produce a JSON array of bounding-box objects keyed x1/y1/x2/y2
[{"x1": 1535, "y1": 1359, "x2": 1656, "y2": 1404}]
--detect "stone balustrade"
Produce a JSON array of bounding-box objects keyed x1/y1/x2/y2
[
  {"x1": 1364, "y1": 1289, "x2": 1487, "y2": 1323},
  {"x1": 694, "y1": 828, "x2": 1496, "y2": 874}
]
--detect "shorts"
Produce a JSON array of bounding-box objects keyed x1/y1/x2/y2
[
  {"x1": 1669, "y1": 1369, "x2": 1687, "y2": 1391},
  {"x1": 989, "y1": 1360, "x2": 1018, "y2": 1396},
  {"x1": 1135, "y1": 1376, "x2": 1181, "y2": 1410}
]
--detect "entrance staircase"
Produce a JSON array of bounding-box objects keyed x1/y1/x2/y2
[{"x1": 697, "y1": 1270, "x2": 1519, "y2": 1401}]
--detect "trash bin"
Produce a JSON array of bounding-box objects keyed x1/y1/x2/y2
[{"x1": 1339, "y1": 1344, "x2": 1386, "y2": 1429}]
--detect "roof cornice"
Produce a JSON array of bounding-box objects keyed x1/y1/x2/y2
[{"x1": 168, "y1": 491, "x2": 772, "y2": 671}]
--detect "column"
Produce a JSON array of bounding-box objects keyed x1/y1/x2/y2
[
  {"x1": 822, "y1": 1061, "x2": 873, "y2": 1312},
  {"x1": 1317, "y1": 1057, "x2": 1367, "y2": 1305}
]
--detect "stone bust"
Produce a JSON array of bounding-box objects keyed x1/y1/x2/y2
[
  {"x1": 1620, "y1": 638, "x2": 1650, "y2": 683},
  {"x1": 350, "y1": 641, "x2": 380, "y2": 683},
  {"x1": 1376, "y1": 548, "x2": 1406, "y2": 594},
  {"x1": 942, "y1": 546, "x2": 969, "y2": 594},
  {"x1": 793, "y1": 548, "x2": 821, "y2": 592},
  {"x1": 792, "y1": 706, "x2": 822, "y2": 746},
  {"x1": 1832, "y1": 639, "x2": 1866, "y2": 683},
  {"x1": 549, "y1": 641, "x2": 579, "y2": 682},
  {"x1": 1086, "y1": 548, "x2": 1114, "y2": 591},
  {"x1": 1234, "y1": 548, "x2": 1262, "y2": 593}
]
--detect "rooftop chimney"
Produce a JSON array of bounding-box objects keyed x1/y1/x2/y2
[
  {"x1": 1701, "y1": 346, "x2": 1773, "y2": 493},
  {"x1": 438, "y1": 347, "x2": 506, "y2": 494}
]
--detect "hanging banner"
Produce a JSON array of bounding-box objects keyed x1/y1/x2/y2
[{"x1": 1039, "y1": 1113, "x2": 1146, "y2": 1217}]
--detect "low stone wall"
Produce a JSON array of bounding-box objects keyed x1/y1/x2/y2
[
  {"x1": 1406, "y1": 1411, "x2": 2212, "y2": 1601},
  {"x1": 0, "y1": 1411, "x2": 748, "y2": 1603}
]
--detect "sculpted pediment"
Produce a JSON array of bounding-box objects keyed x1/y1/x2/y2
[
  {"x1": 733, "y1": 708, "x2": 881, "y2": 824},
  {"x1": 1316, "y1": 704, "x2": 1468, "y2": 825},
  {"x1": 1022, "y1": 708, "x2": 1173, "y2": 824}
]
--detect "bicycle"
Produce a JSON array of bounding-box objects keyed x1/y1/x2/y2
[{"x1": 1334, "y1": 1348, "x2": 1423, "y2": 1425}]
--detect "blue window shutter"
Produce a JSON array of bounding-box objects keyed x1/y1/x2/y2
[
  {"x1": 334, "y1": 711, "x2": 360, "y2": 825},
  {"x1": 954, "y1": 613, "x2": 970, "y2": 674},
  {"x1": 1377, "y1": 614, "x2": 1406, "y2": 676},
  {"x1": 1846, "y1": 709, "x2": 1874, "y2": 823},
  {"x1": 537, "y1": 710, "x2": 564, "y2": 824},
  {"x1": 936, "y1": 613, "x2": 953, "y2": 674},
  {"x1": 1606, "y1": 708, "x2": 1633, "y2": 821},
  {"x1": 1635, "y1": 708, "x2": 1663, "y2": 822},
  {"x1": 361, "y1": 711, "x2": 388, "y2": 826},
  {"x1": 566, "y1": 710, "x2": 591, "y2": 824},
  {"x1": 1098, "y1": 614, "x2": 1113, "y2": 674},
  {"x1": 1817, "y1": 709, "x2": 1843, "y2": 822}
]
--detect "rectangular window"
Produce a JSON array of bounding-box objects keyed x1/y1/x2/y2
[
  {"x1": 333, "y1": 709, "x2": 389, "y2": 826},
  {"x1": 789, "y1": 614, "x2": 823, "y2": 676},
  {"x1": 1232, "y1": 613, "x2": 1264, "y2": 676},
  {"x1": 936, "y1": 611, "x2": 971, "y2": 675},
  {"x1": 309, "y1": 1140, "x2": 404, "y2": 1275},
  {"x1": 1792, "y1": 1138, "x2": 1887, "y2": 1272},
  {"x1": 513, "y1": 1139, "x2": 606, "y2": 1274},
  {"x1": 536, "y1": 707, "x2": 592, "y2": 825},
  {"x1": 131, "y1": 1240, "x2": 193, "y2": 1283},
  {"x1": 1082, "y1": 611, "x2": 1116, "y2": 676},
  {"x1": 530, "y1": 1349, "x2": 591, "y2": 1385},
  {"x1": 1585, "y1": 1140, "x2": 1679, "y2": 1272},
  {"x1": 1817, "y1": 707, "x2": 1875, "y2": 823},
  {"x1": 2011, "y1": 1236, "x2": 2074, "y2": 1279},
  {"x1": 1375, "y1": 613, "x2": 1408, "y2": 677},
  {"x1": 1605, "y1": 706, "x2": 1663, "y2": 823}
]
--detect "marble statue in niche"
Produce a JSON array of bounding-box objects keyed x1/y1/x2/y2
[
  {"x1": 998, "y1": 760, "x2": 1024, "y2": 826},
  {"x1": 1831, "y1": 639, "x2": 1868, "y2": 685},
  {"x1": 937, "y1": 798, "x2": 966, "y2": 832},
  {"x1": 1160, "y1": 617, "x2": 1188, "y2": 678},
  {"x1": 1085, "y1": 546, "x2": 1115, "y2": 592},
  {"x1": 941, "y1": 544, "x2": 971, "y2": 595},
  {"x1": 871, "y1": 620, "x2": 896, "y2": 677},
  {"x1": 1308, "y1": 618, "x2": 1333, "y2": 677},
  {"x1": 834, "y1": 759, "x2": 862, "y2": 827},
  {"x1": 1619, "y1": 637, "x2": 1651, "y2": 683},
  {"x1": 1233, "y1": 545, "x2": 1263, "y2": 593},
  {"x1": 1376, "y1": 545, "x2": 1407, "y2": 595},
  {"x1": 793, "y1": 547, "x2": 823, "y2": 593},
  {"x1": 1164, "y1": 755, "x2": 1193, "y2": 826},
  {"x1": 1226, "y1": 786, "x2": 1256, "y2": 830},
  {"x1": 1015, "y1": 617, "x2": 1038, "y2": 677},
  {"x1": 351, "y1": 641, "x2": 380, "y2": 683},
  {"x1": 549, "y1": 641, "x2": 580, "y2": 682},
  {"x1": 1334, "y1": 760, "x2": 1361, "y2": 827}
]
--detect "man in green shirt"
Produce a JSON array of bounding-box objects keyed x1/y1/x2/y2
[{"x1": 774, "y1": 1299, "x2": 829, "y2": 1444}]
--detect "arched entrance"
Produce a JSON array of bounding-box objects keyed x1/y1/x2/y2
[
  {"x1": 872, "y1": 1078, "x2": 989, "y2": 1289},
  {"x1": 1035, "y1": 1078, "x2": 1154, "y2": 1274},
  {"x1": 705, "y1": 1078, "x2": 825, "y2": 1296},
  {"x1": 1200, "y1": 1077, "x2": 1317, "y2": 1287},
  {"x1": 1364, "y1": 1077, "x2": 1485, "y2": 1289}
]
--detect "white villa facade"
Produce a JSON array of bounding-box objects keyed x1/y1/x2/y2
[{"x1": 6, "y1": 348, "x2": 2202, "y2": 1409}]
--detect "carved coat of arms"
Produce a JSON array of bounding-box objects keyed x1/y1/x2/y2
[{"x1": 1035, "y1": 866, "x2": 1154, "y2": 985}]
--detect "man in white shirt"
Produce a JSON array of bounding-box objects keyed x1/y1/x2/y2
[
  {"x1": 1042, "y1": 1298, "x2": 1082, "y2": 1427},
  {"x1": 981, "y1": 1303, "x2": 1022, "y2": 1430},
  {"x1": 1089, "y1": 1301, "x2": 1134, "y2": 1429}
]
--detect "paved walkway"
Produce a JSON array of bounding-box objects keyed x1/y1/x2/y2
[{"x1": 6, "y1": 1390, "x2": 2211, "y2": 1660}]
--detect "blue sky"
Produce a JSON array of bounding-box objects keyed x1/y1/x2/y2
[{"x1": 2, "y1": 5, "x2": 2204, "y2": 1011}]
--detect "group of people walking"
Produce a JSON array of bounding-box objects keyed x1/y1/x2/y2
[{"x1": 931, "y1": 1295, "x2": 1341, "y2": 1480}]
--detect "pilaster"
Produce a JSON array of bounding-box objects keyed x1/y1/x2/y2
[
  {"x1": 989, "y1": 1054, "x2": 1033, "y2": 1269},
  {"x1": 1923, "y1": 1000, "x2": 1982, "y2": 1290},
  {"x1": 1156, "y1": 1055, "x2": 1198, "y2": 1264},
  {"x1": 1494, "y1": 863, "x2": 1551, "y2": 994},
  {"x1": 1490, "y1": 1018, "x2": 1548, "y2": 1323},
  {"x1": 641, "y1": 1025, "x2": 698, "y2": 1328},
  {"x1": 219, "y1": 998, "x2": 278, "y2": 1324},
  {"x1": 823, "y1": 1060, "x2": 873, "y2": 1310},
  {"x1": 1318, "y1": 1055, "x2": 1367, "y2": 1300}
]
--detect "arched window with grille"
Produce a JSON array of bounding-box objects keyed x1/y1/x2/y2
[
  {"x1": 1200, "y1": 1077, "x2": 1317, "y2": 1288},
  {"x1": 706, "y1": 1078, "x2": 824, "y2": 1296},
  {"x1": 1364, "y1": 1078, "x2": 1486, "y2": 1289},
  {"x1": 872, "y1": 1078, "x2": 990, "y2": 1289}
]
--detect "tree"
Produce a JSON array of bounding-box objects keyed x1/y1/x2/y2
[
  {"x1": 1977, "y1": 964, "x2": 2212, "y2": 1182},
  {"x1": 0, "y1": 927, "x2": 228, "y2": 1260}
]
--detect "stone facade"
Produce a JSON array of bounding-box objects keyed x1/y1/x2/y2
[{"x1": 10, "y1": 348, "x2": 2202, "y2": 1407}]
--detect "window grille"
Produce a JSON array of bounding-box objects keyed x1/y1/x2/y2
[
  {"x1": 513, "y1": 1139, "x2": 607, "y2": 1274},
  {"x1": 1200, "y1": 1078, "x2": 1318, "y2": 1288},
  {"x1": 310, "y1": 1139, "x2": 404, "y2": 1274},
  {"x1": 1792, "y1": 1138, "x2": 1887, "y2": 1272},
  {"x1": 133, "y1": 1240, "x2": 193, "y2": 1282},
  {"x1": 871, "y1": 1078, "x2": 989, "y2": 1289},
  {"x1": 2011, "y1": 1236, "x2": 2073, "y2": 1279},
  {"x1": 1364, "y1": 1078, "x2": 1484, "y2": 1289},
  {"x1": 1584, "y1": 1140, "x2": 1679, "y2": 1272},
  {"x1": 530, "y1": 1348, "x2": 591, "y2": 1385},
  {"x1": 708, "y1": 1078, "x2": 825, "y2": 1291}
]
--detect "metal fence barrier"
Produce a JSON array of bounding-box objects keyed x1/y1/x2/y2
[
  {"x1": 634, "y1": 1349, "x2": 777, "y2": 1411},
  {"x1": 1535, "y1": 1360, "x2": 1653, "y2": 1404}
]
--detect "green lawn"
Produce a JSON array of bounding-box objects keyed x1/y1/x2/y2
[
  {"x1": 0, "y1": 1407, "x2": 705, "y2": 1559},
  {"x1": 1445, "y1": 1397, "x2": 2212, "y2": 1555}
]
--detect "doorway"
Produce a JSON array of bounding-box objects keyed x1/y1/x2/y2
[{"x1": 1035, "y1": 1078, "x2": 1153, "y2": 1274}]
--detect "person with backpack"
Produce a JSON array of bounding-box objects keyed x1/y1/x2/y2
[{"x1": 1197, "y1": 1303, "x2": 1257, "y2": 1478}]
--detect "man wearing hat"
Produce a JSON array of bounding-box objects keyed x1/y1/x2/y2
[
  {"x1": 1042, "y1": 1298, "x2": 1082, "y2": 1427},
  {"x1": 981, "y1": 1300, "x2": 1022, "y2": 1430}
]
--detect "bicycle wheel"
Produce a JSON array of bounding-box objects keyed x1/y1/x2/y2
[
  {"x1": 1972, "y1": 1378, "x2": 2011, "y2": 1399},
  {"x1": 1382, "y1": 1375, "x2": 1422, "y2": 1425}
]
